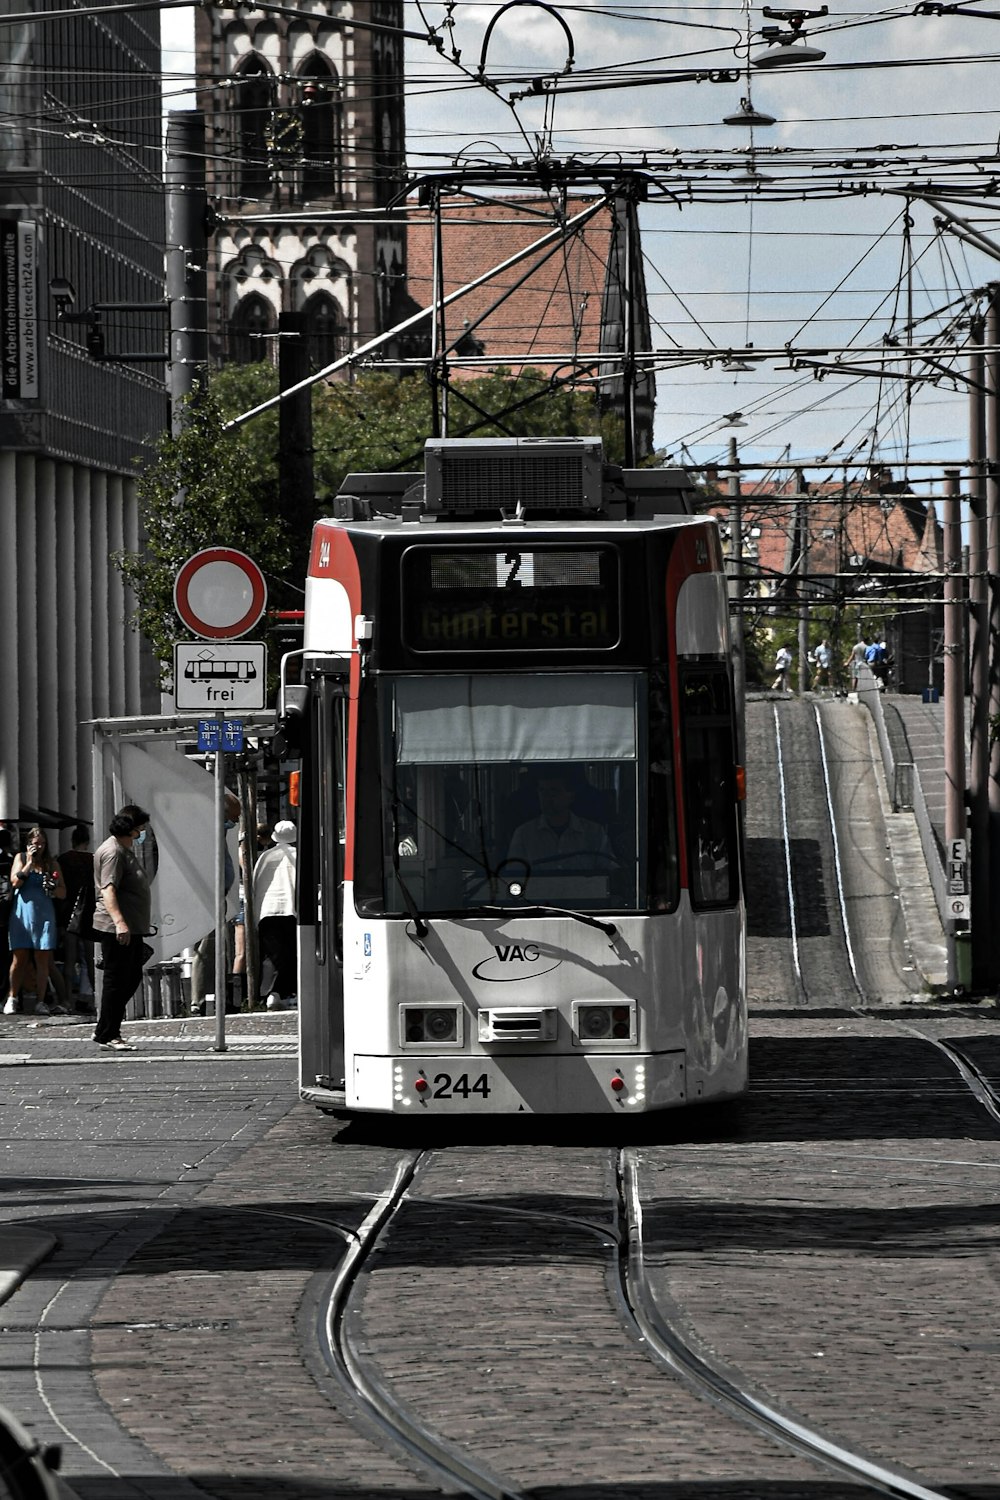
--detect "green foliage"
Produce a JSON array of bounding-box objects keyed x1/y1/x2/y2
[
  {"x1": 116, "y1": 377, "x2": 289, "y2": 685},
  {"x1": 116, "y1": 363, "x2": 624, "y2": 685}
]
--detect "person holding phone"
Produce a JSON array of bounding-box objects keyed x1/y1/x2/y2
[{"x1": 5, "y1": 825, "x2": 65, "y2": 1016}]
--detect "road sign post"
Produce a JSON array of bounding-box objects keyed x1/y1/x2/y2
[{"x1": 173, "y1": 549, "x2": 269, "y2": 1052}]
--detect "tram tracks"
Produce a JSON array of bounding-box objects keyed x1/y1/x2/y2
[{"x1": 304, "y1": 1130, "x2": 972, "y2": 1500}]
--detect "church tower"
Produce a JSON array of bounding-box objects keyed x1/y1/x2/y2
[{"x1": 194, "y1": 2, "x2": 407, "y2": 369}]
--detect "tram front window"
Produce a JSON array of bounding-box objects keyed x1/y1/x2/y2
[{"x1": 379, "y1": 672, "x2": 645, "y2": 913}]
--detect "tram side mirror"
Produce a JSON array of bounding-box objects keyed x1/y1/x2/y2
[{"x1": 275, "y1": 683, "x2": 309, "y2": 757}]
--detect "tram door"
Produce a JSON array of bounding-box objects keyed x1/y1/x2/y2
[{"x1": 299, "y1": 671, "x2": 347, "y2": 1096}]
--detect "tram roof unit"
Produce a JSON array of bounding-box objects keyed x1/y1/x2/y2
[{"x1": 327, "y1": 436, "x2": 699, "y2": 526}]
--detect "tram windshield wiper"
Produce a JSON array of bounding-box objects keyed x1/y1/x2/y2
[{"x1": 469, "y1": 901, "x2": 617, "y2": 939}]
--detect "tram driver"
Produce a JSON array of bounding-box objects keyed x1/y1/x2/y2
[{"x1": 506, "y1": 770, "x2": 615, "y2": 873}]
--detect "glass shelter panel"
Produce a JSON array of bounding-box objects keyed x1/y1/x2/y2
[{"x1": 381, "y1": 673, "x2": 645, "y2": 913}]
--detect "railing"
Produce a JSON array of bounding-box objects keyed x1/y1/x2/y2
[{"x1": 859, "y1": 675, "x2": 951, "y2": 929}]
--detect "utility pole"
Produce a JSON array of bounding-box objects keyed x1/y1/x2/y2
[
  {"x1": 796, "y1": 470, "x2": 810, "y2": 694},
  {"x1": 727, "y1": 435, "x2": 746, "y2": 760},
  {"x1": 278, "y1": 310, "x2": 315, "y2": 587},
  {"x1": 165, "y1": 111, "x2": 208, "y2": 433},
  {"x1": 968, "y1": 313, "x2": 991, "y2": 989},
  {"x1": 988, "y1": 286, "x2": 1000, "y2": 988},
  {"x1": 942, "y1": 468, "x2": 967, "y2": 991}
]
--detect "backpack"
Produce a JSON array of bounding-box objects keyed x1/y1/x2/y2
[{"x1": 865, "y1": 643, "x2": 885, "y2": 664}]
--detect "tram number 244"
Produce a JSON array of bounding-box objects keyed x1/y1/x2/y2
[{"x1": 426, "y1": 1072, "x2": 491, "y2": 1100}]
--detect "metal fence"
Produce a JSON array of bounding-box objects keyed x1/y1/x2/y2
[{"x1": 859, "y1": 674, "x2": 951, "y2": 929}]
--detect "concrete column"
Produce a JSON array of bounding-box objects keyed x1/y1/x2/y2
[
  {"x1": 90, "y1": 472, "x2": 110, "y2": 723},
  {"x1": 122, "y1": 481, "x2": 142, "y2": 716},
  {"x1": 16, "y1": 454, "x2": 39, "y2": 809},
  {"x1": 74, "y1": 468, "x2": 95, "y2": 822},
  {"x1": 0, "y1": 451, "x2": 20, "y2": 818},
  {"x1": 106, "y1": 475, "x2": 126, "y2": 716},
  {"x1": 55, "y1": 463, "x2": 78, "y2": 818}
]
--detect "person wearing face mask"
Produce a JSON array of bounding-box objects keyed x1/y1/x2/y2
[{"x1": 91, "y1": 808, "x2": 152, "y2": 1050}]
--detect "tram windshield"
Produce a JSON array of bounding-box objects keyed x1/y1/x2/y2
[{"x1": 374, "y1": 671, "x2": 673, "y2": 915}]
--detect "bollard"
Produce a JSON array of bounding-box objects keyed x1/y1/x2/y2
[
  {"x1": 139, "y1": 965, "x2": 162, "y2": 1019},
  {"x1": 160, "y1": 964, "x2": 182, "y2": 1018}
]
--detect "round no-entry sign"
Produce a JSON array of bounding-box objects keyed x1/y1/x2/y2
[{"x1": 174, "y1": 547, "x2": 267, "y2": 640}]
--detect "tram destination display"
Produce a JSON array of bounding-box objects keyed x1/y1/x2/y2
[{"x1": 401, "y1": 545, "x2": 621, "y2": 651}]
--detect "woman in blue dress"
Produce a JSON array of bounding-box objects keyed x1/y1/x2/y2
[{"x1": 5, "y1": 826, "x2": 65, "y2": 1016}]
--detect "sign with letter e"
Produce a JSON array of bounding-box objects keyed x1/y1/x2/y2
[{"x1": 175, "y1": 643, "x2": 266, "y2": 711}]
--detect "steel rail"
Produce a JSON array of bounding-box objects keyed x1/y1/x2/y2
[
  {"x1": 316, "y1": 1150, "x2": 526, "y2": 1500},
  {"x1": 614, "y1": 1148, "x2": 955, "y2": 1500}
]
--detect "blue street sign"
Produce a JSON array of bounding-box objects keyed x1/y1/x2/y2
[{"x1": 197, "y1": 719, "x2": 244, "y2": 753}]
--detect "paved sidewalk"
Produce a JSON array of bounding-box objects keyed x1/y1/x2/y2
[{"x1": 0, "y1": 1010, "x2": 297, "y2": 1308}]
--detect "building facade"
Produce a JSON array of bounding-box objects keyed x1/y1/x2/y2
[
  {"x1": 195, "y1": 0, "x2": 407, "y2": 371},
  {"x1": 0, "y1": 0, "x2": 165, "y2": 825}
]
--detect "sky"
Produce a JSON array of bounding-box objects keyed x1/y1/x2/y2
[{"x1": 161, "y1": 2, "x2": 1000, "y2": 492}]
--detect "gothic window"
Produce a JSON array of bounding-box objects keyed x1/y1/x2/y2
[
  {"x1": 304, "y1": 291, "x2": 343, "y2": 371},
  {"x1": 229, "y1": 291, "x2": 275, "y2": 364},
  {"x1": 233, "y1": 54, "x2": 274, "y2": 200},
  {"x1": 298, "y1": 54, "x2": 341, "y2": 201}
]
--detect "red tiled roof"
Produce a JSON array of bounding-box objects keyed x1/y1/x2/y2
[{"x1": 406, "y1": 194, "x2": 615, "y2": 374}]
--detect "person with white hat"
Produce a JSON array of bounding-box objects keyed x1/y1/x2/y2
[{"x1": 252, "y1": 820, "x2": 298, "y2": 1010}]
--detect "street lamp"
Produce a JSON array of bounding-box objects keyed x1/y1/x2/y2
[
  {"x1": 723, "y1": 98, "x2": 777, "y2": 127},
  {"x1": 752, "y1": 5, "x2": 827, "y2": 67}
]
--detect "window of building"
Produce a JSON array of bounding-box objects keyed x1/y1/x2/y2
[
  {"x1": 233, "y1": 55, "x2": 274, "y2": 200},
  {"x1": 304, "y1": 291, "x2": 343, "y2": 370},
  {"x1": 229, "y1": 291, "x2": 275, "y2": 364},
  {"x1": 298, "y1": 54, "x2": 341, "y2": 201}
]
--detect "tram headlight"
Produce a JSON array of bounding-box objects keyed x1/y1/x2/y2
[
  {"x1": 573, "y1": 1001, "x2": 636, "y2": 1045},
  {"x1": 399, "y1": 1005, "x2": 462, "y2": 1046}
]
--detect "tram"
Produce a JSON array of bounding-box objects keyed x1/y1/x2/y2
[{"x1": 280, "y1": 436, "x2": 747, "y2": 1116}]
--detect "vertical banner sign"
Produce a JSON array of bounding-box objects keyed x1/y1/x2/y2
[{"x1": 0, "y1": 219, "x2": 38, "y2": 400}]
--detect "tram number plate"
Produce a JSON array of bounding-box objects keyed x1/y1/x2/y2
[{"x1": 431, "y1": 1072, "x2": 491, "y2": 1100}]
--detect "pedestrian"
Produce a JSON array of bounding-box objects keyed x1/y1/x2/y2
[
  {"x1": 771, "y1": 644, "x2": 793, "y2": 693},
  {"x1": 190, "y1": 789, "x2": 241, "y2": 1014},
  {"x1": 91, "y1": 808, "x2": 153, "y2": 1050},
  {"x1": 811, "y1": 638, "x2": 832, "y2": 690},
  {"x1": 5, "y1": 825, "x2": 66, "y2": 1016},
  {"x1": 253, "y1": 820, "x2": 298, "y2": 1011},
  {"x1": 865, "y1": 638, "x2": 889, "y2": 691},
  {"x1": 231, "y1": 821, "x2": 272, "y2": 1008},
  {"x1": 60, "y1": 823, "x2": 95, "y2": 1012},
  {"x1": 845, "y1": 637, "x2": 868, "y2": 692}
]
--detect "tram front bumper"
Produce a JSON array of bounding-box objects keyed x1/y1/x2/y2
[{"x1": 350, "y1": 1050, "x2": 689, "y2": 1113}]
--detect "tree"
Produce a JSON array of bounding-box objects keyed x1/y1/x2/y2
[
  {"x1": 116, "y1": 363, "x2": 626, "y2": 684},
  {"x1": 115, "y1": 378, "x2": 288, "y2": 684}
]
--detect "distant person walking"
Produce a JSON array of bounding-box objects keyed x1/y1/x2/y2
[
  {"x1": 771, "y1": 644, "x2": 793, "y2": 693},
  {"x1": 5, "y1": 825, "x2": 65, "y2": 1016},
  {"x1": 253, "y1": 821, "x2": 298, "y2": 1011},
  {"x1": 92, "y1": 808, "x2": 152, "y2": 1050},
  {"x1": 60, "y1": 823, "x2": 95, "y2": 1012},
  {"x1": 811, "y1": 639, "x2": 832, "y2": 690},
  {"x1": 845, "y1": 637, "x2": 868, "y2": 693}
]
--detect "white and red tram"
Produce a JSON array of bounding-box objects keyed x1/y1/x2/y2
[{"x1": 281, "y1": 437, "x2": 747, "y2": 1116}]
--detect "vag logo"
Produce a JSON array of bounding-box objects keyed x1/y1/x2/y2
[{"x1": 472, "y1": 943, "x2": 562, "y2": 983}]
